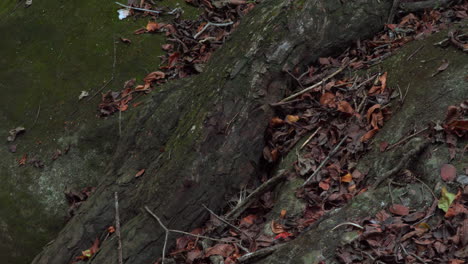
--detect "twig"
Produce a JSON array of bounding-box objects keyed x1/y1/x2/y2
[
  {"x1": 300, "y1": 126, "x2": 322, "y2": 150},
  {"x1": 413, "y1": 177, "x2": 437, "y2": 200},
  {"x1": 407, "y1": 44, "x2": 424, "y2": 61},
  {"x1": 331, "y1": 222, "x2": 364, "y2": 231},
  {"x1": 89, "y1": 37, "x2": 117, "y2": 101},
  {"x1": 119, "y1": 109, "x2": 122, "y2": 137},
  {"x1": 285, "y1": 70, "x2": 304, "y2": 88},
  {"x1": 202, "y1": 204, "x2": 251, "y2": 248},
  {"x1": 238, "y1": 244, "x2": 285, "y2": 263},
  {"x1": 115, "y1": 2, "x2": 161, "y2": 13},
  {"x1": 386, "y1": 127, "x2": 428, "y2": 151},
  {"x1": 145, "y1": 206, "x2": 237, "y2": 263},
  {"x1": 279, "y1": 58, "x2": 356, "y2": 103},
  {"x1": 114, "y1": 192, "x2": 123, "y2": 264},
  {"x1": 31, "y1": 101, "x2": 41, "y2": 128},
  {"x1": 269, "y1": 99, "x2": 304, "y2": 107},
  {"x1": 194, "y1": 21, "x2": 233, "y2": 39},
  {"x1": 225, "y1": 172, "x2": 288, "y2": 220},
  {"x1": 302, "y1": 136, "x2": 348, "y2": 187}
]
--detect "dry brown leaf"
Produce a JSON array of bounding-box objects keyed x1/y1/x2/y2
[
  {"x1": 389, "y1": 204, "x2": 409, "y2": 216},
  {"x1": 366, "y1": 104, "x2": 381, "y2": 122},
  {"x1": 269, "y1": 117, "x2": 284, "y2": 127},
  {"x1": 360, "y1": 128, "x2": 379, "y2": 142},
  {"x1": 319, "y1": 92, "x2": 335, "y2": 107},
  {"x1": 205, "y1": 244, "x2": 234, "y2": 258},
  {"x1": 337, "y1": 101, "x2": 354, "y2": 114},
  {"x1": 146, "y1": 21, "x2": 160, "y2": 32},
  {"x1": 143, "y1": 71, "x2": 165, "y2": 83},
  {"x1": 270, "y1": 220, "x2": 286, "y2": 234}
]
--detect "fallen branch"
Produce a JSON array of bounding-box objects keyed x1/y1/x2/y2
[
  {"x1": 279, "y1": 58, "x2": 356, "y2": 103},
  {"x1": 386, "y1": 127, "x2": 428, "y2": 151},
  {"x1": 300, "y1": 126, "x2": 322, "y2": 150},
  {"x1": 302, "y1": 136, "x2": 348, "y2": 187},
  {"x1": 225, "y1": 172, "x2": 288, "y2": 220},
  {"x1": 145, "y1": 206, "x2": 238, "y2": 263},
  {"x1": 238, "y1": 244, "x2": 285, "y2": 263},
  {"x1": 115, "y1": 2, "x2": 161, "y2": 14},
  {"x1": 194, "y1": 21, "x2": 234, "y2": 39},
  {"x1": 114, "y1": 192, "x2": 123, "y2": 264}
]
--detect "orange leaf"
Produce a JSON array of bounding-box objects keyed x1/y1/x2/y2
[
  {"x1": 337, "y1": 101, "x2": 354, "y2": 114},
  {"x1": 286, "y1": 115, "x2": 299, "y2": 123},
  {"x1": 108, "y1": 226, "x2": 115, "y2": 233},
  {"x1": 135, "y1": 169, "x2": 146, "y2": 178},
  {"x1": 360, "y1": 128, "x2": 379, "y2": 142},
  {"x1": 18, "y1": 154, "x2": 27, "y2": 166},
  {"x1": 146, "y1": 21, "x2": 160, "y2": 32},
  {"x1": 274, "y1": 232, "x2": 292, "y2": 240},
  {"x1": 319, "y1": 92, "x2": 335, "y2": 107},
  {"x1": 280, "y1": 209, "x2": 287, "y2": 219},
  {"x1": 341, "y1": 173, "x2": 352, "y2": 183}
]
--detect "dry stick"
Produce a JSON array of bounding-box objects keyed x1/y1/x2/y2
[
  {"x1": 115, "y1": 2, "x2": 161, "y2": 13},
  {"x1": 279, "y1": 58, "x2": 356, "y2": 103},
  {"x1": 225, "y1": 172, "x2": 288, "y2": 220},
  {"x1": 201, "y1": 205, "x2": 250, "y2": 253},
  {"x1": 406, "y1": 44, "x2": 425, "y2": 61},
  {"x1": 302, "y1": 136, "x2": 348, "y2": 187},
  {"x1": 88, "y1": 38, "x2": 117, "y2": 101},
  {"x1": 386, "y1": 127, "x2": 428, "y2": 151},
  {"x1": 238, "y1": 244, "x2": 285, "y2": 263},
  {"x1": 193, "y1": 21, "x2": 234, "y2": 39},
  {"x1": 145, "y1": 206, "x2": 237, "y2": 263},
  {"x1": 31, "y1": 102, "x2": 41, "y2": 128},
  {"x1": 300, "y1": 126, "x2": 322, "y2": 150},
  {"x1": 114, "y1": 192, "x2": 123, "y2": 264}
]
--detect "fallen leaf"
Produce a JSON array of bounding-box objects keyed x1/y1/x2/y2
[
  {"x1": 76, "y1": 238, "x2": 100, "y2": 260},
  {"x1": 319, "y1": 92, "x2": 335, "y2": 107},
  {"x1": 274, "y1": 232, "x2": 292, "y2": 240},
  {"x1": 360, "y1": 128, "x2": 379, "y2": 142},
  {"x1": 441, "y1": 164, "x2": 457, "y2": 182},
  {"x1": 143, "y1": 71, "x2": 166, "y2": 83},
  {"x1": 280, "y1": 209, "x2": 287, "y2": 219},
  {"x1": 432, "y1": 59, "x2": 449, "y2": 77},
  {"x1": 269, "y1": 117, "x2": 284, "y2": 127},
  {"x1": 120, "y1": 37, "x2": 131, "y2": 44},
  {"x1": 389, "y1": 204, "x2": 409, "y2": 216},
  {"x1": 18, "y1": 154, "x2": 27, "y2": 166},
  {"x1": 205, "y1": 244, "x2": 234, "y2": 258},
  {"x1": 161, "y1": 44, "x2": 173, "y2": 51},
  {"x1": 438, "y1": 186, "x2": 456, "y2": 212},
  {"x1": 133, "y1": 28, "x2": 147, "y2": 35},
  {"x1": 135, "y1": 169, "x2": 145, "y2": 178},
  {"x1": 271, "y1": 220, "x2": 285, "y2": 234},
  {"x1": 286, "y1": 115, "x2": 300, "y2": 123},
  {"x1": 341, "y1": 173, "x2": 353, "y2": 183},
  {"x1": 108, "y1": 226, "x2": 115, "y2": 233},
  {"x1": 337, "y1": 101, "x2": 354, "y2": 114},
  {"x1": 146, "y1": 21, "x2": 160, "y2": 32},
  {"x1": 366, "y1": 104, "x2": 381, "y2": 123}
]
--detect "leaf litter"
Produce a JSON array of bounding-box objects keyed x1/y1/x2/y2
[{"x1": 75, "y1": 1, "x2": 468, "y2": 263}]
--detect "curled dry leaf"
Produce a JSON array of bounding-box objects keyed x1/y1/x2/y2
[
  {"x1": 205, "y1": 244, "x2": 234, "y2": 258},
  {"x1": 270, "y1": 117, "x2": 284, "y2": 127},
  {"x1": 389, "y1": 204, "x2": 410, "y2": 216},
  {"x1": 440, "y1": 164, "x2": 457, "y2": 182},
  {"x1": 432, "y1": 59, "x2": 449, "y2": 77},
  {"x1": 337, "y1": 101, "x2": 354, "y2": 114},
  {"x1": 366, "y1": 104, "x2": 381, "y2": 123},
  {"x1": 143, "y1": 71, "x2": 166, "y2": 83},
  {"x1": 271, "y1": 220, "x2": 285, "y2": 234},
  {"x1": 120, "y1": 37, "x2": 131, "y2": 44}
]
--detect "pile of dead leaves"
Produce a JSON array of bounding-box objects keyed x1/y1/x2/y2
[
  {"x1": 99, "y1": 0, "x2": 255, "y2": 116},
  {"x1": 336, "y1": 186, "x2": 467, "y2": 263}
]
